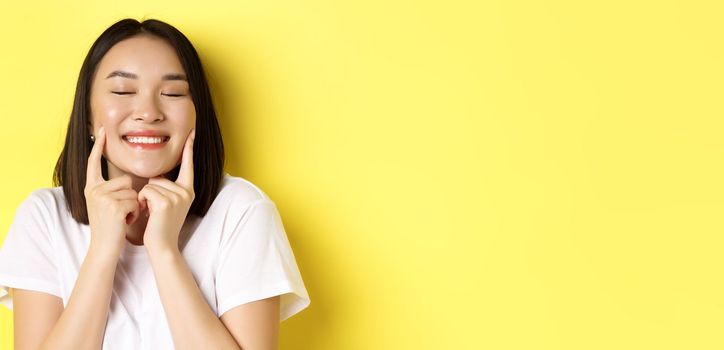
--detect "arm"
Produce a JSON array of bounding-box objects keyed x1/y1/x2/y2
[
  {"x1": 220, "y1": 295, "x2": 280, "y2": 350},
  {"x1": 12, "y1": 289, "x2": 62, "y2": 350},
  {"x1": 19, "y1": 247, "x2": 119, "y2": 350},
  {"x1": 14, "y1": 126, "x2": 139, "y2": 349},
  {"x1": 140, "y1": 130, "x2": 279, "y2": 349},
  {"x1": 147, "y1": 247, "x2": 280, "y2": 350}
]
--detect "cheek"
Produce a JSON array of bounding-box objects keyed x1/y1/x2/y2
[
  {"x1": 165, "y1": 101, "x2": 196, "y2": 127},
  {"x1": 92, "y1": 96, "x2": 132, "y2": 124}
]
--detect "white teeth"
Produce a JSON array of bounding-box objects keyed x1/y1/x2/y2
[{"x1": 125, "y1": 136, "x2": 166, "y2": 144}]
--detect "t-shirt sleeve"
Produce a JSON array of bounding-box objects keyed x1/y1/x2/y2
[
  {"x1": 215, "y1": 199, "x2": 310, "y2": 321},
  {"x1": 0, "y1": 191, "x2": 61, "y2": 311}
]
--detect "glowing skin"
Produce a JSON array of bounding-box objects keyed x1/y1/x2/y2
[
  {"x1": 89, "y1": 34, "x2": 196, "y2": 188},
  {"x1": 88, "y1": 34, "x2": 196, "y2": 244}
]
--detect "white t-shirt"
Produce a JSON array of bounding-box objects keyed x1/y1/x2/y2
[{"x1": 0, "y1": 173, "x2": 310, "y2": 349}]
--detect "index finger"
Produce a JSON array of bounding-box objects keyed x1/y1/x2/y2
[
  {"x1": 175, "y1": 128, "x2": 195, "y2": 189},
  {"x1": 86, "y1": 126, "x2": 106, "y2": 187}
]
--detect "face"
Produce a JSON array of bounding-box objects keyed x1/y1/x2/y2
[{"x1": 89, "y1": 34, "x2": 196, "y2": 179}]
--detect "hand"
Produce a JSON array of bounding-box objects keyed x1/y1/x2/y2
[
  {"x1": 84, "y1": 126, "x2": 141, "y2": 258},
  {"x1": 138, "y1": 129, "x2": 196, "y2": 253}
]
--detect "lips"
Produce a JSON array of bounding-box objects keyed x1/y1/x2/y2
[{"x1": 123, "y1": 130, "x2": 170, "y2": 138}]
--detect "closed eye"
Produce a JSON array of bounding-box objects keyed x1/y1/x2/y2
[{"x1": 111, "y1": 92, "x2": 185, "y2": 97}]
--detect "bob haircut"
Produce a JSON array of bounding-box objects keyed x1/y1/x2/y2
[{"x1": 53, "y1": 18, "x2": 225, "y2": 224}]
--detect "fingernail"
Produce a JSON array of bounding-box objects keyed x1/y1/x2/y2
[{"x1": 99, "y1": 126, "x2": 105, "y2": 135}]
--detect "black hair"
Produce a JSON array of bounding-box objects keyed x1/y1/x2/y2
[{"x1": 53, "y1": 18, "x2": 225, "y2": 224}]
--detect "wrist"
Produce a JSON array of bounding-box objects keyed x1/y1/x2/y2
[
  {"x1": 145, "y1": 242, "x2": 180, "y2": 259},
  {"x1": 85, "y1": 242, "x2": 121, "y2": 266}
]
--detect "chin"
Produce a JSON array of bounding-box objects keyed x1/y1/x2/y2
[{"x1": 127, "y1": 165, "x2": 174, "y2": 179}]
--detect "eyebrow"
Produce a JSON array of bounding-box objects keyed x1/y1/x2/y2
[{"x1": 105, "y1": 70, "x2": 188, "y2": 81}]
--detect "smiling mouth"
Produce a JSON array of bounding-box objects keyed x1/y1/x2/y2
[
  {"x1": 122, "y1": 135, "x2": 170, "y2": 150},
  {"x1": 122, "y1": 135, "x2": 170, "y2": 144}
]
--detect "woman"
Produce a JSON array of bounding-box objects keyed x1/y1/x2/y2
[{"x1": 0, "y1": 18, "x2": 310, "y2": 349}]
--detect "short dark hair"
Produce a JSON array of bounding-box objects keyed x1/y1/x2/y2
[{"x1": 53, "y1": 18, "x2": 225, "y2": 224}]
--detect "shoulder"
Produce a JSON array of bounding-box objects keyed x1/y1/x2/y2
[
  {"x1": 204, "y1": 174, "x2": 280, "y2": 235},
  {"x1": 15, "y1": 187, "x2": 66, "y2": 219},
  {"x1": 213, "y1": 173, "x2": 276, "y2": 209},
  {"x1": 7, "y1": 186, "x2": 68, "y2": 239}
]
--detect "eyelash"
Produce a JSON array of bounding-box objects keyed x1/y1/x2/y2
[{"x1": 111, "y1": 91, "x2": 186, "y2": 97}]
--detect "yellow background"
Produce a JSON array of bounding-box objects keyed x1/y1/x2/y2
[{"x1": 1, "y1": 0, "x2": 723, "y2": 349}]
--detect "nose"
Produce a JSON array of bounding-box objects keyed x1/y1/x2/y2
[{"x1": 134, "y1": 94, "x2": 164, "y2": 122}]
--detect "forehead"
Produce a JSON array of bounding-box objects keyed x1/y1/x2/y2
[{"x1": 95, "y1": 35, "x2": 185, "y2": 79}]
